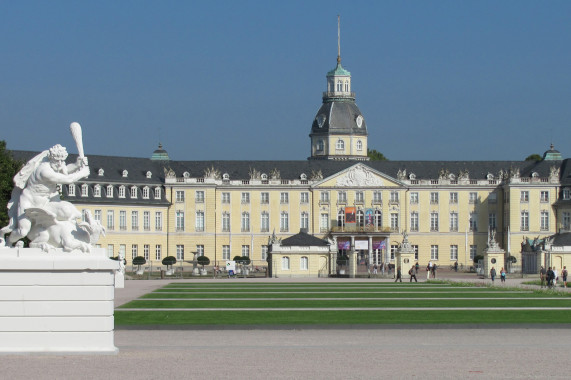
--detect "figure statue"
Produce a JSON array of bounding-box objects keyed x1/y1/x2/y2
[{"x1": 0, "y1": 123, "x2": 100, "y2": 252}]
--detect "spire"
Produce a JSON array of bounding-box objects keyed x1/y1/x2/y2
[{"x1": 337, "y1": 15, "x2": 341, "y2": 64}]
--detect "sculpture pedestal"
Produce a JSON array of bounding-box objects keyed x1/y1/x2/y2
[
  {"x1": 396, "y1": 251, "x2": 415, "y2": 280},
  {"x1": 483, "y1": 247, "x2": 505, "y2": 279},
  {"x1": 0, "y1": 247, "x2": 120, "y2": 354}
]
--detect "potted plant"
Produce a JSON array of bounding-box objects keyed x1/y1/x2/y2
[
  {"x1": 162, "y1": 256, "x2": 177, "y2": 275},
  {"x1": 337, "y1": 254, "x2": 349, "y2": 275},
  {"x1": 197, "y1": 255, "x2": 210, "y2": 275},
  {"x1": 133, "y1": 256, "x2": 146, "y2": 275}
]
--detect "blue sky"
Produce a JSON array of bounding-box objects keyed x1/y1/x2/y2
[{"x1": 1, "y1": 0, "x2": 570, "y2": 161}]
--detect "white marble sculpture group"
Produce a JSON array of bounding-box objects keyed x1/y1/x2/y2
[{"x1": 0, "y1": 122, "x2": 104, "y2": 252}]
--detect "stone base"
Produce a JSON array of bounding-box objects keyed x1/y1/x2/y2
[{"x1": 0, "y1": 247, "x2": 120, "y2": 354}]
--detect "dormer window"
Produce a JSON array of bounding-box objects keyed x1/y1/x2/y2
[
  {"x1": 130, "y1": 186, "x2": 137, "y2": 198},
  {"x1": 300, "y1": 173, "x2": 307, "y2": 180},
  {"x1": 106, "y1": 185, "x2": 113, "y2": 198},
  {"x1": 94, "y1": 185, "x2": 101, "y2": 197},
  {"x1": 223, "y1": 173, "x2": 230, "y2": 181},
  {"x1": 183, "y1": 171, "x2": 190, "y2": 178},
  {"x1": 118, "y1": 185, "x2": 126, "y2": 198},
  {"x1": 98, "y1": 168, "x2": 104, "y2": 176},
  {"x1": 122, "y1": 170, "x2": 128, "y2": 178},
  {"x1": 532, "y1": 172, "x2": 539, "y2": 178},
  {"x1": 154, "y1": 187, "x2": 161, "y2": 199},
  {"x1": 68, "y1": 184, "x2": 76, "y2": 197},
  {"x1": 81, "y1": 184, "x2": 89, "y2": 197},
  {"x1": 261, "y1": 173, "x2": 268, "y2": 181},
  {"x1": 142, "y1": 187, "x2": 150, "y2": 199},
  {"x1": 146, "y1": 171, "x2": 152, "y2": 179}
]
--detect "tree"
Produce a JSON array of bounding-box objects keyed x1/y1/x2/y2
[
  {"x1": 0, "y1": 141, "x2": 23, "y2": 228},
  {"x1": 162, "y1": 256, "x2": 177, "y2": 270},
  {"x1": 367, "y1": 148, "x2": 388, "y2": 161},
  {"x1": 197, "y1": 255, "x2": 210, "y2": 269},
  {"x1": 132, "y1": 256, "x2": 146, "y2": 271},
  {"x1": 525, "y1": 154, "x2": 542, "y2": 162}
]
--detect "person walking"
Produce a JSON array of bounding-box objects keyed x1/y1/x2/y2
[
  {"x1": 432, "y1": 263, "x2": 437, "y2": 279},
  {"x1": 562, "y1": 266, "x2": 568, "y2": 288},
  {"x1": 395, "y1": 267, "x2": 402, "y2": 282},
  {"x1": 547, "y1": 267, "x2": 554, "y2": 288},
  {"x1": 373, "y1": 264, "x2": 378, "y2": 277},
  {"x1": 500, "y1": 267, "x2": 506, "y2": 283},
  {"x1": 553, "y1": 267, "x2": 558, "y2": 287},
  {"x1": 454, "y1": 261, "x2": 458, "y2": 272},
  {"x1": 409, "y1": 267, "x2": 417, "y2": 282},
  {"x1": 540, "y1": 266, "x2": 546, "y2": 288},
  {"x1": 426, "y1": 262, "x2": 432, "y2": 280},
  {"x1": 415, "y1": 262, "x2": 420, "y2": 274},
  {"x1": 490, "y1": 267, "x2": 496, "y2": 282}
]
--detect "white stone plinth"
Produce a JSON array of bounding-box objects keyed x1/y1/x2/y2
[{"x1": 0, "y1": 247, "x2": 120, "y2": 354}]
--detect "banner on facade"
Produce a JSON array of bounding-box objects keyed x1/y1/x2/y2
[
  {"x1": 338, "y1": 240, "x2": 350, "y2": 250},
  {"x1": 373, "y1": 240, "x2": 386, "y2": 250},
  {"x1": 365, "y1": 208, "x2": 374, "y2": 226},
  {"x1": 345, "y1": 207, "x2": 356, "y2": 225},
  {"x1": 355, "y1": 240, "x2": 368, "y2": 250}
]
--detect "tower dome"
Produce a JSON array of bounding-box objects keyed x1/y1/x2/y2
[{"x1": 151, "y1": 143, "x2": 170, "y2": 161}]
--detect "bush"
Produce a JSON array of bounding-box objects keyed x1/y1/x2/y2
[
  {"x1": 132, "y1": 256, "x2": 146, "y2": 270},
  {"x1": 197, "y1": 255, "x2": 210, "y2": 268},
  {"x1": 162, "y1": 256, "x2": 177, "y2": 266},
  {"x1": 239, "y1": 256, "x2": 251, "y2": 265}
]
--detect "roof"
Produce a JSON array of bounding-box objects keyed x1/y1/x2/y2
[
  {"x1": 327, "y1": 62, "x2": 351, "y2": 77},
  {"x1": 281, "y1": 231, "x2": 330, "y2": 247},
  {"x1": 550, "y1": 233, "x2": 571, "y2": 247},
  {"x1": 311, "y1": 101, "x2": 367, "y2": 136}
]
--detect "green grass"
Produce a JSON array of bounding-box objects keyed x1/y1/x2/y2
[{"x1": 115, "y1": 281, "x2": 571, "y2": 326}]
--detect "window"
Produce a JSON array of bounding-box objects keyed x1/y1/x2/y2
[
  {"x1": 563, "y1": 189, "x2": 571, "y2": 200},
  {"x1": 94, "y1": 209, "x2": 102, "y2": 222},
  {"x1": 118, "y1": 186, "x2": 125, "y2": 198},
  {"x1": 119, "y1": 244, "x2": 126, "y2": 259},
  {"x1": 344, "y1": 80, "x2": 349, "y2": 92},
  {"x1": 222, "y1": 192, "x2": 230, "y2": 204},
  {"x1": 430, "y1": 212, "x2": 439, "y2": 231},
  {"x1": 300, "y1": 192, "x2": 309, "y2": 204},
  {"x1": 336, "y1": 139, "x2": 344, "y2": 150},
  {"x1": 242, "y1": 245, "x2": 249, "y2": 257},
  {"x1": 176, "y1": 211, "x2": 185, "y2": 231},
  {"x1": 316, "y1": 140, "x2": 324, "y2": 152},
  {"x1": 430, "y1": 192, "x2": 439, "y2": 204},
  {"x1": 320, "y1": 191, "x2": 329, "y2": 203},
  {"x1": 320, "y1": 213, "x2": 329, "y2": 232},
  {"x1": 94, "y1": 185, "x2": 101, "y2": 197},
  {"x1": 488, "y1": 192, "x2": 497, "y2": 204},
  {"x1": 300, "y1": 257, "x2": 308, "y2": 270},
  {"x1": 301, "y1": 212, "x2": 309, "y2": 229},
  {"x1": 356, "y1": 140, "x2": 363, "y2": 151},
  {"x1": 410, "y1": 212, "x2": 419, "y2": 232},
  {"x1": 450, "y1": 212, "x2": 458, "y2": 232},
  {"x1": 143, "y1": 211, "x2": 150, "y2": 230},
  {"x1": 469, "y1": 212, "x2": 477, "y2": 232},
  {"x1": 155, "y1": 212, "x2": 162, "y2": 231},
  {"x1": 470, "y1": 245, "x2": 477, "y2": 260},
  {"x1": 68, "y1": 184, "x2": 76, "y2": 196},
  {"x1": 355, "y1": 191, "x2": 364, "y2": 203},
  {"x1": 412, "y1": 245, "x2": 419, "y2": 261},
  {"x1": 280, "y1": 212, "x2": 289, "y2": 232},
  {"x1": 119, "y1": 211, "x2": 127, "y2": 230},
  {"x1": 449, "y1": 192, "x2": 458, "y2": 204},
  {"x1": 222, "y1": 212, "x2": 231, "y2": 232},
  {"x1": 355, "y1": 209, "x2": 364, "y2": 226},
  {"x1": 375, "y1": 210, "x2": 382, "y2": 228},
  {"x1": 241, "y1": 192, "x2": 250, "y2": 204},
  {"x1": 131, "y1": 211, "x2": 139, "y2": 230},
  {"x1": 431, "y1": 245, "x2": 439, "y2": 260},
  {"x1": 130, "y1": 186, "x2": 137, "y2": 198},
  {"x1": 142, "y1": 187, "x2": 149, "y2": 199},
  {"x1": 81, "y1": 184, "x2": 89, "y2": 197},
  {"x1": 107, "y1": 244, "x2": 114, "y2": 258},
  {"x1": 540, "y1": 211, "x2": 549, "y2": 231},
  {"x1": 390, "y1": 213, "x2": 399, "y2": 231},
  {"x1": 563, "y1": 212, "x2": 571, "y2": 230},
  {"x1": 469, "y1": 192, "x2": 477, "y2": 204},
  {"x1": 336, "y1": 80, "x2": 342, "y2": 92},
  {"x1": 390, "y1": 191, "x2": 399, "y2": 203},
  {"x1": 144, "y1": 244, "x2": 150, "y2": 260},
  {"x1": 241, "y1": 212, "x2": 250, "y2": 232},
  {"x1": 489, "y1": 213, "x2": 496, "y2": 229},
  {"x1": 540, "y1": 191, "x2": 549, "y2": 203},
  {"x1": 280, "y1": 192, "x2": 289, "y2": 204},
  {"x1": 282, "y1": 256, "x2": 290, "y2": 270},
  {"x1": 176, "y1": 245, "x2": 184, "y2": 260},
  {"x1": 373, "y1": 191, "x2": 382, "y2": 203},
  {"x1": 195, "y1": 211, "x2": 204, "y2": 232},
  {"x1": 106, "y1": 185, "x2": 113, "y2": 198},
  {"x1": 261, "y1": 192, "x2": 269, "y2": 204},
  {"x1": 155, "y1": 245, "x2": 161, "y2": 261},
  {"x1": 195, "y1": 191, "x2": 204, "y2": 203},
  {"x1": 521, "y1": 211, "x2": 529, "y2": 231},
  {"x1": 520, "y1": 191, "x2": 529, "y2": 202},
  {"x1": 175, "y1": 190, "x2": 185, "y2": 202},
  {"x1": 337, "y1": 209, "x2": 345, "y2": 227},
  {"x1": 338, "y1": 191, "x2": 347, "y2": 203},
  {"x1": 131, "y1": 244, "x2": 138, "y2": 259},
  {"x1": 261, "y1": 245, "x2": 268, "y2": 261},
  {"x1": 222, "y1": 245, "x2": 230, "y2": 260},
  {"x1": 450, "y1": 245, "x2": 458, "y2": 261},
  {"x1": 196, "y1": 245, "x2": 204, "y2": 257},
  {"x1": 107, "y1": 210, "x2": 114, "y2": 230},
  {"x1": 260, "y1": 212, "x2": 269, "y2": 232},
  {"x1": 390, "y1": 245, "x2": 398, "y2": 260},
  {"x1": 154, "y1": 187, "x2": 161, "y2": 199},
  {"x1": 410, "y1": 192, "x2": 418, "y2": 204}
]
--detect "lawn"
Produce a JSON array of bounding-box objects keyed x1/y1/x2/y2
[{"x1": 115, "y1": 281, "x2": 571, "y2": 326}]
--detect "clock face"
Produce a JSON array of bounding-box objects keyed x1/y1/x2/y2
[
  {"x1": 316, "y1": 114, "x2": 326, "y2": 128},
  {"x1": 356, "y1": 115, "x2": 363, "y2": 128}
]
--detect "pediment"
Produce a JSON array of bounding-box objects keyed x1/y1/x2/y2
[{"x1": 314, "y1": 163, "x2": 401, "y2": 188}]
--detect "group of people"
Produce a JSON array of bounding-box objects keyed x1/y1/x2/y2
[
  {"x1": 540, "y1": 266, "x2": 568, "y2": 288},
  {"x1": 489, "y1": 267, "x2": 506, "y2": 282},
  {"x1": 426, "y1": 261, "x2": 437, "y2": 279}
]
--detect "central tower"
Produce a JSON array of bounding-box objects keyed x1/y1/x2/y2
[{"x1": 309, "y1": 16, "x2": 369, "y2": 161}]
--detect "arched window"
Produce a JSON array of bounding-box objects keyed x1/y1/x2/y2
[
  {"x1": 356, "y1": 140, "x2": 363, "y2": 151},
  {"x1": 336, "y1": 80, "x2": 343, "y2": 92},
  {"x1": 375, "y1": 210, "x2": 382, "y2": 228},
  {"x1": 241, "y1": 212, "x2": 250, "y2": 232},
  {"x1": 282, "y1": 256, "x2": 290, "y2": 270},
  {"x1": 337, "y1": 209, "x2": 345, "y2": 227},
  {"x1": 336, "y1": 140, "x2": 344, "y2": 150},
  {"x1": 356, "y1": 209, "x2": 364, "y2": 227},
  {"x1": 344, "y1": 80, "x2": 349, "y2": 92}
]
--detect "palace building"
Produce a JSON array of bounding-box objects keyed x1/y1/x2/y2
[{"x1": 10, "y1": 38, "x2": 571, "y2": 277}]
